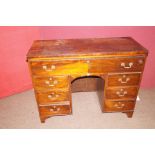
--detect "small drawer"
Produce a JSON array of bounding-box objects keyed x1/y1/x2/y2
[
  {"x1": 106, "y1": 87, "x2": 138, "y2": 99},
  {"x1": 39, "y1": 105, "x2": 71, "y2": 116},
  {"x1": 88, "y1": 57, "x2": 145, "y2": 73},
  {"x1": 104, "y1": 100, "x2": 135, "y2": 112},
  {"x1": 35, "y1": 90, "x2": 69, "y2": 104},
  {"x1": 30, "y1": 60, "x2": 88, "y2": 76},
  {"x1": 108, "y1": 73, "x2": 141, "y2": 87},
  {"x1": 33, "y1": 76, "x2": 69, "y2": 91}
]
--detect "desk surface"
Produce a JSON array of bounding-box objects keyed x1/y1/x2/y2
[{"x1": 27, "y1": 37, "x2": 148, "y2": 58}]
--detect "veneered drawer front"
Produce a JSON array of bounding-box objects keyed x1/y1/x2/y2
[
  {"x1": 89, "y1": 57, "x2": 145, "y2": 73},
  {"x1": 36, "y1": 90, "x2": 69, "y2": 104},
  {"x1": 108, "y1": 73, "x2": 141, "y2": 87},
  {"x1": 104, "y1": 100, "x2": 135, "y2": 112},
  {"x1": 106, "y1": 87, "x2": 138, "y2": 99},
  {"x1": 30, "y1": 60, "x2": 88, "y2": 76},
  {"x1": 33, "y1": 76, "x2": 69, "y2": 91},
  {"x1": 39, "y1": 105, "x2": 71, "y2": 116}
]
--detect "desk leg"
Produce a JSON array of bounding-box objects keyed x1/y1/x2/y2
[
  {"x1": 123, "y1": 111, "x2": 134, "y2": 118},
  {"x1": 40, "y1": 117, "x2": 46, "y2": 123}
]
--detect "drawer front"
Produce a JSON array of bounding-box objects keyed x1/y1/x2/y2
[
  {"x1": 30, "y1": 60, "x2": 88, "y2": 76},
  {"x1": 89, "y1": 57, "x2": 145, "y2": 73},
  {"x1": 106, "y1": 87, "x2": 138, "y2": 99},
  {"x1": 36, "y1": 90, "x2": 69, "y2": 104},
  {"x1": 33, "y1": 76, "x2": 69, "y2": 91},
  {"x1": 30, "y1": 57, "x2": 145, "y2": 76},
  {"x1": 104, "y1": 100, "x2": 135, "y2": 112},
  {"x1": 108, "y1": 73, "x2": 141, "y2": 87},
  {"x1": 39, "y1": 105, "x2": 71, "y2": 116}
]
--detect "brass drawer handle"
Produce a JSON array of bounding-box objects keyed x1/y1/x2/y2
[
  {"x1": 49, "y1": 106, "x2": 60, "y2": 112},
  {"x1": 116, "y1": 89, "x2": 127, "y2": 97},
  {"x1": 121, "y1": 62, "x2": 133, "y2": 69},
  {"x1": 118, "y1": 75, "x2": 130, "y2": 84},
  {"x1": 47, "y1": 84, "x2": 54, "y2": 87},
  {"x1": 86, "y1": 60, "x2": 90, "y2": 63},
  {"x1": 48, "y1": 93, "x2": 60, "y2": 98},
  {"x1": 114, "y1": 103, "x2": 125, "y2": 108},
  {"x1": 138, "y1": 59, "x2": 143, "y2": 64},
  {"x1": 45, "y1": 80, "x2": 58, "y2": 86},
  {"x1": 42, "y1": 65, "x2": 56, "y2": 71}
]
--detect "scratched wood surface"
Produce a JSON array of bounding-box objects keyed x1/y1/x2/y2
[{"x1": 27, "y1": 37, "x2": 148, "y2": 58}]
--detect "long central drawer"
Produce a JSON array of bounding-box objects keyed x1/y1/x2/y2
[{"x1": 30, "y1": 57, "x2": 145, "y2": 76}]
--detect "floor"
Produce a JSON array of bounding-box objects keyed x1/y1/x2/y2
[{"x1": 0, "y1": 88, "x2": 155, "y2": 129}]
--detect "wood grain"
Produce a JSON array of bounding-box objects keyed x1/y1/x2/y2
[{"x1": 27, "y1": 37, "x2": 148, "y2": 58}]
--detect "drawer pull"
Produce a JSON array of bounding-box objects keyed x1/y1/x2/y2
[
  {"x1": 49, "y1": 84, "x2": 54, "y2": 87},
  {"x1": 121, "y1": 62, "x2": 133, "y2": 69},
  {"x1": 49, "y1": 106, "x2": 60, "y2": 112},
  {"x1": 114, "y1": 103, "x2": 125, "y2": 108},
  {"x1": 42, "y1": 65, "x2": 56, "y2": 71},
  {"x1": 116, "y1": 89, "x2": 127, "y2": 97},
  {"x1": 138, "y1": 59, "x2": 143, "y2": 64},
  {"x1": 48, "y1": 93, "x2": 60, "y2": 98},
  {"x1": 86, "y1": 60, "x2": 90, "y2": 63},
  {"x1": 45, "y1": 80, "x2": 58, "y2": 86},
  {"x1": 118, "y1": 75, "x2": 130, "y2": 84}
]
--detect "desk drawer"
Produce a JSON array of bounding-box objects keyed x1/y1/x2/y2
[
  {"x1": 30, "y1": 60, "x2": 88, "y2": 76},
  {"x1": 104, "y1": 100, "x2": 135, "y2": 112},
  {"x1": 108, "y1": 73, "x2": 141, "y2": 87},
  {"x1": 33, "y1": 76, "x2": 69, "y2": 91},
  {"x1": 36, "y1": 90, "x2": 69, "y2": 104},
  {"x1": 106, "y1": 87, "x2": 138, "y2": 99},
  {"x1": 89, "y1": 57, "x2": 145, "y2": 73},
  {"x1": 39, "y1": 105, "x2": 71, "y2": 116}
]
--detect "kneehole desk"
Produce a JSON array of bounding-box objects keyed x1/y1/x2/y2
[{"x1": 27, "y1": 37, "x2": 148, "y2": 123}]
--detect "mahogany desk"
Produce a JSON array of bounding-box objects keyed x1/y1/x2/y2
[{"x1": 27, "y1": 37, "x2": 148, "y2": 123}]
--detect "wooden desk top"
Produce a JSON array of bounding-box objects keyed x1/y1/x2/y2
[{"x1": 27, "y1": 37, "x2": 148, "y2": 58}]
